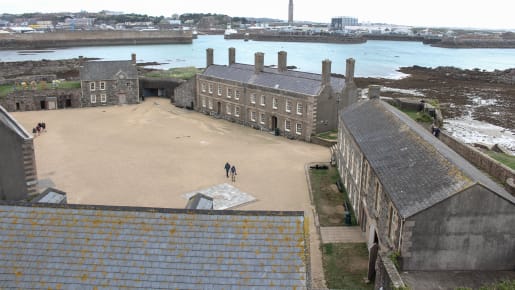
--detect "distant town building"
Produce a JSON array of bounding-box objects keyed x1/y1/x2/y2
[
  {"x1": 196, "y1": 48, "x2": 357, "y2": 141},
  {"x1": 336, "y1": 92, "x2": 515, "y2": 288},
  {"x1": 0, "y1": 105, "x2": 38, "y2": 200},
  {"x1": 56, "y1": 17, "x2": 95, "y2": 31},
  {"x1": 79, "y1": 54, "x2": 140, "y2": 107},
  {"x1": 331, "y1": 16, "x2": 359, "y2": 30},
  {"x1": 288, "y1": 0, "x2": 294, "y2": 25},
  {"x1": 0, "y1": 203, "x2": 310, "y2": 288}
]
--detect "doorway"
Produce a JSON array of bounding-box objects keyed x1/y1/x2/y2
[
  {"x1": 271, "y1": 116, "x2": 278, "y2": 130},
  {"x1": 217, "y1": 102, "x2": 221, "y2": 114},
  {"x1": 118, "y1": 94, "x2": 127, "y2": 104},
  {"x1": 40, "y1": 100, "x2": 46, "y2": 110}
]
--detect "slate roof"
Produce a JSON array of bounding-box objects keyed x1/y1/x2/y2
[
  {"x1": 80, "y1": 60, "x2": 138, "y2": 81},
  {"x1": 0, "y1": 203, "x2": 308, "y2": 289},
  {"x1": 341, "y1": 99, "x2": 513, "y2": 218},
  {"x1": 0, "y1": 105, "x2": 31, "y2": 139},
  {"x1": 202, "y1": 63, "x2": 345, "y2": 96}
]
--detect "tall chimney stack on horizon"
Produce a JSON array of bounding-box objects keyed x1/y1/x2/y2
[
  {"x1": 322, "y1": 59, "x2": 332, "y2": 85},
  {"x1": 131, "y1": 53, "x2": 136, "y2": 65},
  {"x1": 255, "y1": 52, "x2": 264, "y2": 74},
  {"x1": 278, "y1": 51, "x2": 287, "y2": 72},
  {"x1": 206, "y1": 48, "x2": 214, "y2": 67},
  {"x1": 288, "y1": 0, "x2": 294, "y2": 25},
  {"x1": 228, "y1": 47, "x2": 236, "y2": 65}
]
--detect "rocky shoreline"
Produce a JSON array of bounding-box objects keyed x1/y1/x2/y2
[{"x1": 355, "y1": 66, "x2": 515, "y2": 131}]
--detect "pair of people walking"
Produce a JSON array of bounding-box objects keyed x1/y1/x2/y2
[{"x1": 224, "y1": 162, "x2": 237, "y2": 182}]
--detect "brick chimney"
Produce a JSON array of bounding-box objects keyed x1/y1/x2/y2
[
  {"x1": 322, "y1": 59, "x2": 332, "y2": 85},
  {"x1": 229, "y1": 47, "x2": 236, "y2": 65},
  {"x1": 278, "y1": 51, "x2": 287, "y2": 72},
  {"x1": 206, "y1": 48, "x2": 214, "y2": 67},
  {"x1": 368, "y1": 85, "x2": 381, "y2": 99},
  {"x1": 131, "y1": 53, "x2": 136, "y2": 65},
  {"x1": 345, "y1": 58, "x2": 355, "y2": 83},
  {"x1": 255, "y1": 52, "x2": 264, "y2": 74}
]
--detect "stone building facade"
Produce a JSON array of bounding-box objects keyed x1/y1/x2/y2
[
  {"x1": 196, "y1": 48, "x2": 355, "y2": 142},
  {"x1": 173, "y1": 78, "x2": 196, "y2": 109},
  {"x1": 0, "y1": 89, "x2": 81, "y2": 111},
  {"x1": 336, "y1": 97, "x2": 515, "y2": 287},
  {"x1": 0, "y1": 105, "x2": 38, "y2": 200},
  {"x1": 79, "y1": 55, "x2": 139, "y2": 107}
]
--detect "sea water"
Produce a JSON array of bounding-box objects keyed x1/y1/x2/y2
[{"x1": 1, "y1": 35, "x2": 515, "y2": 78}]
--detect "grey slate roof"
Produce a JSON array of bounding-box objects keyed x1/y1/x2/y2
[
  {"x1": 202, "y1": 63, "x2": 345, "y2": 96},
  {"x1": 0, "y1": 105, "x2": 31, "y2": 139},
  {"x1": 0, "y1": 203, "x2": 308, "y2": 289},
  {"x1": 80, "y1": 60, "x2": 138, "y2": 81},
  {"x1": 341, "y1": 99, "x2": 513, "y2": 218}
]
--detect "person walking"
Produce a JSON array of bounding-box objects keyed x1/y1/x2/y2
[
  {"x1": 230, "y1": 165, "x2": 237, "y2": 182},
  {"x1": 224, "y1": 162, "x2": 231, "y2": 178}
]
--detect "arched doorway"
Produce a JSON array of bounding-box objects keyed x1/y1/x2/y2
[{"x1": 271, "y1": 116, "x2": 278, "y2": 130}]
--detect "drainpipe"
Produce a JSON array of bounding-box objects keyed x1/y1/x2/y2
[{"x1": 398, "y1": 218, "x2": 405, "y2": 252}]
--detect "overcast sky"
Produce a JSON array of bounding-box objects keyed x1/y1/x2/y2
[{"x1": 1, "y1": 0, "x2": 514, "y2": 30}]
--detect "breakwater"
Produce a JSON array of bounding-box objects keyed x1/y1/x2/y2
[
  {"x1": 224, "y1": 33, "x2": 365, "y2": 44},
  {"x1": 0, "y1": 30, "x2": 193, "y2": 50}
]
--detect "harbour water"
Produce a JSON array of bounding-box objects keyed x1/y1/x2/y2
[{"x1": 1, "y1": 35, "x2": 515, "y2": 78}]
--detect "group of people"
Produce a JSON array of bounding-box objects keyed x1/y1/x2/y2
[
  {"x1": 224, "y1": 162, "x2": 237, "y2": 182},
  {"x1": 32, "y1": 122, "x2": 47, "y2": 136}
]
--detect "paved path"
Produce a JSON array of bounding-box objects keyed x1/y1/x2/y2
[{"x1": 320, "y1": 226, "x2": 366, "y2": 244}]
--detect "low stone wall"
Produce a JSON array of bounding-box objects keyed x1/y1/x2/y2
[
  {"x1": 375, "y1": 253, "x2": 406, "y2": 290},
  {"x1": 439, "y1": 131, "x2": 515, "y2": 195},
  {"x1": 310, "y1": 136, "x2": 337, "y2": 147}
]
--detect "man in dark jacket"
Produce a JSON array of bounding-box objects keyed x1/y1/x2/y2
[{"x1": 224, "y1": 162, "x2": 231, "y2": 178}]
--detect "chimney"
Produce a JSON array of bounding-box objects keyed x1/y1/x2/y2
[
  {"x1": 345, "y1": 58, "x2": 355, "y2": 83},
  {"x1": 228, "y1": 47, "x2": 236, "y2": 65},
  {"x1": 131, "y1": 53, "x2": 136, "y2": 65},
  {"x1": 206, "y1": 48, "x2": 214, "y2": 67},
  {"x1": 322, "y1": 59, "x2": 331, "y2": 85},
  {"x1": 78, "y1": 55, "x2": 84, "y2": 66},
  {"x1": 278, "y1": 51, "x2": 287, "y2": 72},
  {"x1": 254, "y1": 52, "x2": 264, "y2": 74},
  {"x1": 368, "y1": 85, "x2": 381, "y2": 99}
]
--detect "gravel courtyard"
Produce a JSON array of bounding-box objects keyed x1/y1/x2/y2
[{"x1": 12, "y1": 97, "x2": 329, "y2": 211}]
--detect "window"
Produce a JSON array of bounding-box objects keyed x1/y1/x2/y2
[
  {"x1": 250, "y1": 111, "x2": 257, "y2": 122},
  {"x1": 234, "y1": 106, "x2": 240, "y2": 117},
  {"x1": 100, "y1": 94, "x2": 107, "y2": 103},
  {"x1": 259, "y1": 113, "x2": 265, "y2": 124},
  {"x1": 217, "y1": 85, "x2": 222, "y2": 96},
  {"x1": 296, "y1": 123, "x2": 302, "y2": 135},
  {"x1": 90, "y1": 94, "x2": 96, "y2": 103},
  {"x1": 208, "y1": 83, "x2": 213, "y2": 94},
  {"x1": 374, "y1": 181, "x2": 381, "y2": 213},
  {"x1": 227, "y1": 88, "x2": 233, "y2": 98},
  {"x1": 126, "y1": 82, "x2": 132, "y2": 91},
  {"x1": 388, "y1": 204, "x2": 393, "y2": 241},
  {"x1": 285, "y1": 100, "x2": 292, "y2": 112},
  {"x1": 284, "y1": 119, "x2": 291, "y2": 132},
  {"x1": 250, "y1": 93, "x2": 256, "y2": 104},
  {"x1": 208, "y1": 99, "x2": 213, "y2": 109},
  {"x1": 90, "y1": 82, "x2": 95, "y2": 91},
  {"x1": 100, "y1": 82, "x2": 106, "y2": 90},
  {"x1": 202, "y1": 97, "x2": 206, "y2": 108},
  {"x1": 201, "y1": 82, "x2": 206, "y2": 92},
  {"x1": 235, "y1": 90, "x2": 240, "y2": 100},
  {"x1": 272, "y1": 97, "x2": 278, "y2": 109},
  {"x1": 260, "y1": 95, "x2": 266, "y2": 106},
  {"x1": 296, "y1": 102, "x2": 303, "y2": 115},
  {"x1": 226, "y1": 103, "x2": 231, "y2": 115}
]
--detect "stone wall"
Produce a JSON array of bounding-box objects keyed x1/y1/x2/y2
[
  {"x1": 310, "y1": 136, "x2": 336, "y2": 147},
  {"x1": 140, "y1": 77, "x2": 183, "y2": 100},
  {"x1": 375, "y1": 253, "x2": 405, "y2": 290},
  {"x1": 173, "y1": 78, "x2": 195, "y2": 109},
  {"x1": 439, "y1": 131, "x2": 515, "y2": 195}
]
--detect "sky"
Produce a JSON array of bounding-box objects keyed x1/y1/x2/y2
[{"x1": 1, "y1": 0, "x2": 514, "y2": 30}]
